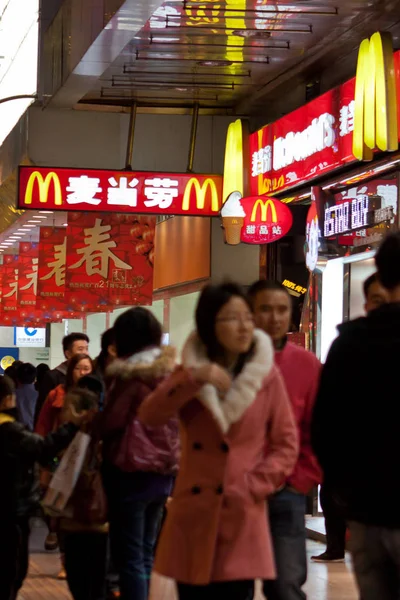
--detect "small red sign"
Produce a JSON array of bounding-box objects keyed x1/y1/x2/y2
[
  {"x1": 2, "y1": 255, "x2": 19, "y2": 313},
  {"x1": 18, "y1": 167, "x2": 222, "y2": 217},
  {"x1": 18, "y1": 242, "x2": 39, "y2": 307}
]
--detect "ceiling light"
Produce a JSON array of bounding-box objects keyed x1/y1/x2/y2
[
  {"x1": 63, "y1": 223, "x2": 68, "y2": 226},
  {"x1": 233, "y1": 29, "x2": 271, "y2": 39},
  {"x1": 39, "y1": 211, "x2": 53, "y2": 214},
  {"x1": 197, "y1": 60, "x2": 232, "y2": 67},
  {"x1": 28, "y1": 220, "x2": 42, "y2": 223},
  {"x1": 22, "y1": 224, "x2": 35, "y2": 228},
  {"x1": 34, "y1": 216, "x2": 48, "y2": 219}
]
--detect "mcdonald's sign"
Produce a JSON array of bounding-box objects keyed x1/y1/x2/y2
[
  {"x1": 24, "y1": 171, "x2": 63, "y2": 206},
  {"x1": 182, "y1": 178, "x2": 220, "y2": 213},
  {"x1": 250, "y1": 198, "x2": 277, "y2": 223},
  {"x1": 18, "y1": 166, "x2": 222, "y2": 217},
  {"x1": 353, "y1": 32, "x2": 398, "y2": 161}
]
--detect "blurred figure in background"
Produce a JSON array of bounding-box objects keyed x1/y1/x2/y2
[
  {"x1": 35, "y1": 333, "x2": 89, "y2": 424},
  {"x1": 35, "y1": 363, "x2": 50, "y2": 393},
  {"x1": 100, "y1": 308, "x2": 179, "y2": 600},
  {"x1": 312, "y1": 233, "x2": 400, "y2": 600},
  {"x1": 36, "y1": 353, "x2": 94, "y2": 578},
  {"x1": 139, "y1": 283, "x2": 299, "y2": 600},
  {"x1": 248, "y1": 280, "x2": 321, "y2": 600},
  {"x1": 95, "y1": 328, "x2": 117, "y2": 383},
  {"x1": 0, "y1": 375, "x2": 86, "y2": 600},
  {"x1": 313, "y1": 272, "x2": 389, "y2": 565},
  {"x1": 15, "y1": 363, "x2": 38, "y2": 431}
]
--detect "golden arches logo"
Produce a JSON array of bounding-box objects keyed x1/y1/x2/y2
[
  {"x1": 250, "y1": 199, "x2": 277, "y2": 223},
  {"x1": 182, "y1": 178, "x2": 220, "y2": 213},
  {"x1": 24, "y1": 171, "x2": 63, "y2": 206},
  {"x1": 353, "y1": 31, "x2": 398, "y2": 161}
]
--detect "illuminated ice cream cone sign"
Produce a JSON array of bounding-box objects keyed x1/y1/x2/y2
[{"x1": 221, "y1": 191, "x2": 246, "y2": 245}]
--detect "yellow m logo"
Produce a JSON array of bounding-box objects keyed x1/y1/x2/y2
[
  {"x1": 182, "y1": 178, "x2": 220, "y2": 213},
  {"x1": 24, "y1": 171, "x2": 63, "y2": 206},
  {"x1": 250, "y1": 199, "x2": 277, "y2": 223},
  {"x1": 353, "y1": 31, "x2": 398, "y2": 161}
]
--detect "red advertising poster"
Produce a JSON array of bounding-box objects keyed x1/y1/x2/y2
[
  {"x1": 66, "y1": 212, "x2": 154, "y2": 311},
  {"x1": 18, "y1": 242, "x2": 39, "y2": 307},
  {"x1": 18, "y1": 168, "x2": 222, "y2": 217},
  {"x1": 37, "y1": 227, "x2": 67, "y2": 312},
  {"x1": 2, "y1": 254, "x2": 19, "y2": 312}
]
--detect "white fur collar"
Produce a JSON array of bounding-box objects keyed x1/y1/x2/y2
[{"x1": 181, "y1": 329, "x2": 274, "y2": 433}]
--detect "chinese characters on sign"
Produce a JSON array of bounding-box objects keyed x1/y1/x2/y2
[
  {"x1": 66, "y1": 212, "x2": 155, "y2": 312},
  {"x1": 18, "y1": 168, "x2": 222, "y2": 216},
  {"x1": 37, "y1": 227, "x2": 68, "y2": 312},
  {"x1": 18, "y1": 242, "x2": 39, "y2": 307},
  {"x1": 2, "y1": 254, "x2": 19, "y2": 313}
]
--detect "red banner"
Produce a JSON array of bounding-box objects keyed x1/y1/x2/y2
[
  {"x1": 2, "y1": 254, "x2": 19, "y2": 313},
  {"x1": 37, "y1": 227, "x2": 67, "y2": 312},
  {"x1": 66, "y1": 213, "x2": 154, "y2": 311},
  {"x1": 18, "y1": 242, "x2": 39, "y2": 307},
  {"x1": 18, "y1": 168, "x2": 222, "y2": 217}
]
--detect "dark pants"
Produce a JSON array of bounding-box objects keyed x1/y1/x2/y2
[
  {"x1": 0, "y1": 517, "x2": 30, "y2": 600},
  {"x1": 320, "y1": 483, "x2": 347, "y2": 557},
  {"x1": 263, "y1": 489, "x2": 307, "y2": 600},
  {"x1": 109, "y1": 497, "x2": 166, "y2": 600},
  {"x1": 349, "y1": 522, "x2": 400, "y2": 600},
  {"x1": 64, "y1": 531, "x2": 108, "y2": 600},
  {"x1": 177, "y1": 580, "x2": 254, "y2": 600}
]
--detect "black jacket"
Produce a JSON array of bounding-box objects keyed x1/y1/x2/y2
[
  {"x1": 311, "y1": 303, "x2": 400, "y2": 528},
  {"x1": 34, "y1": 362, "x2": 68, "y2": 425},
  {"x1": 0, "y1": 409, "x2": 78, "y2": 518}
]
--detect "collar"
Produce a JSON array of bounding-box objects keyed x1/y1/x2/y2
[{"x1": 182, "y1": 329, "x2": 274, "y2": 434}]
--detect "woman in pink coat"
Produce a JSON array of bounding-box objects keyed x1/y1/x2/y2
[{"x1": 139, "y1": 282, "x2": 299, "y2": 600}]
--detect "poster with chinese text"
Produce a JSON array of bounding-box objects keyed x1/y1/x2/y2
[
  {"x1": 66, "y1": 212, "x2": 154, "y2": 311},
  {"x1": 18, "y1": 242, "x2": 39, "y2": 307},
  {"x1": 37, "y1": 227, "x2": 67, "y2": 312},
  {"x1": 2, "y1": 254, "x2": 19, "y2": 312}
]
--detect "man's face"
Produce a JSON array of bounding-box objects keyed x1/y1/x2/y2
[
  {"x1": 365, "y1": 280, "x2": 389, "y2": 314},
  {"x1": 252, "y1": 289, "x2": 292, "y2": 343},
  {"x1": 66, "y1": 339, "x2": 89, "y2": 360}
]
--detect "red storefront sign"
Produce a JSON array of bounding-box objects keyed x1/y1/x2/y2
[
  {"x1": 249, "y1": 50, "x2": 400, "y2": 196},
  {"x1": 66, "y1": 213, "x2": 154, "y2": 311},
  {"x1": 2, "y1": 254, "x2": 19, "y2": 312},
  {"x1": 240, "y1": 196, "x2": 293, "y2": 244},
  {"x1": 18, "y1": 242, "x2": 39, "y2": 307},
  {"x1": 18, "y1": 167, "x2": 222, "y2": 217}
]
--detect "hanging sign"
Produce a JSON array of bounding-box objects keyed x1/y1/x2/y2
[
  {"x1": 18, "y1": 242, "x2": 39, "y2": 307},
  {"x1": 37, "y1": 227, "x2": 67, "y2": 312},
  {"x1": 305, "y1": 202, "x2": 319, "y2": 272},
  {"x1": 18, "y1": 167, "x2": 222, "y2": 217},
  {"x1": 221, "y1": 192, "x2": 292, "y2": 245},
  {"x1": 2, "y1": 254, "x2": 19, "y2": 312},
  {"x1": 66, "y1": 212, "x2": 154, "y2": 312}
]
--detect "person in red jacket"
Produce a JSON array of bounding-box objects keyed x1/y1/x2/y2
[{"x1": 249, "y1": 280, "x2": 322, "y2": 600}]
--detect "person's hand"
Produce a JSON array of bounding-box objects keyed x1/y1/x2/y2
[{"x1": 192, "y1": 364, "x2": 232, "y2": 395}]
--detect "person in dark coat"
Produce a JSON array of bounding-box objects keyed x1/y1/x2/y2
[
  {"x1": 0, "y1": 375, "x2": 87, "y2": 600},
  {"x1": 311, "y1": 232, "x2": 400, "y2": 600}
]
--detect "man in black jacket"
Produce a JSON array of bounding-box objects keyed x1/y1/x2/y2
[
  {"x1": 312, "y1": 232, "x2": 400, "y2": 600},
  {"x1": 34, "y1": 332, "x2": 89, "y2": 424},
  {"x1": 0, "y1": 375, "x2": 85, "y2": 600}
]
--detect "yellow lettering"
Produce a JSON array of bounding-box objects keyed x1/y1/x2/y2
[
  {"x1": 353, "y1": 31, "x2": 398, "y2": 161},
  {"x1": 250, "y1": 199, "x2": 277, "y2": 223},
  {"x1": 24, "y1": 171, "x2": 63, "y2": 206},
  {"x1": 182, "y1": 178, "x2": 220, "y2": 213}
]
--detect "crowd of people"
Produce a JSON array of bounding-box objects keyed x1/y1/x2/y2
[{"x1": 1, "y1": 232, "x2": 400, "y2": 600}]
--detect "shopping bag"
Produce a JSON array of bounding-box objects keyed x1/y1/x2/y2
[{"x1": 43, "y1": 431, "x2": 91, "y2": 514}]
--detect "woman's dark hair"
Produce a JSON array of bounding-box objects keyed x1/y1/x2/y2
[
  {"x1": 114, "y1": 307, "x2": 162, "y2": 358},
  {"x1": 196, "y1": 282, "x2": 253, "y2": 368},
  {"x1": 375, "y1": 232, "x2": 400, "y2": 290},
  {"x1": 96, "y1": 328, "x2": 115, "y2": 375},
  {"x1": 65, "y1": 354, "x2": 94, "y2": 391},
  {"x1": 16, "y1": 363, "x2": 37, "y2": 385},
  {"x1": 0, "y1": 375, "x2": 15, "y2": 402}
]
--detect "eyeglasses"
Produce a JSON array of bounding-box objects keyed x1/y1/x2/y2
[{"x1": 216, "y1": 315, "x2": 255, "y2": 326}]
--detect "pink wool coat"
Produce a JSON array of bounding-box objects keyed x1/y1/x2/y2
[{"x1": 139, "y1": 330, "x2": 299, "y2": 585}]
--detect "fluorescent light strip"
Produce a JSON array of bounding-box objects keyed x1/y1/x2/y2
[
  {"x1": 28, "y1": 220, "x2": 43, "y2": 223},
  {"x1": 39, "y1": 211, "x2": 53, "y2": 214}
]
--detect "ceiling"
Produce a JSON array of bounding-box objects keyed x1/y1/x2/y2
[{"x1": 76, "y1": 0, "x2": 400, "y2": 114}]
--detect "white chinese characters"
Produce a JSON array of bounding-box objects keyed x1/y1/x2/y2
[
  {"x1": 108, "y1": 177, "x2": 139, "y2": 208},
  {"x1": 339, "y1": 101, "x2": 355, "y2": 137},
  {"x1": 144, "y1": 178, "x2": 179, "y2": 209},
  {"x1": 252, "y1": 146, "x2": 272, "y2": 177}
]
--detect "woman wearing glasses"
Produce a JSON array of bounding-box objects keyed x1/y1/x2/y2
[{"x1": 139, "y1": 282, "x2": 299, "y2": 600}]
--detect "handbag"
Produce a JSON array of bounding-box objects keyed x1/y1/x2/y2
[
  {"x1": 112, "y1": 382, "x2": 180, "y2": 475},
  {"x1": 69, "y1": 441, "x2": 108, "y2": 524}
]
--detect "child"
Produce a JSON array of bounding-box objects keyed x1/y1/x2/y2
[{"x1": 0, "y1": 375, "x2": 87, "y2": 600}]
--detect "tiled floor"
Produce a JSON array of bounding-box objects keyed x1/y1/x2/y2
[{"x1": 19, "y1": 528, "x2": 358, "y2": 600}]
